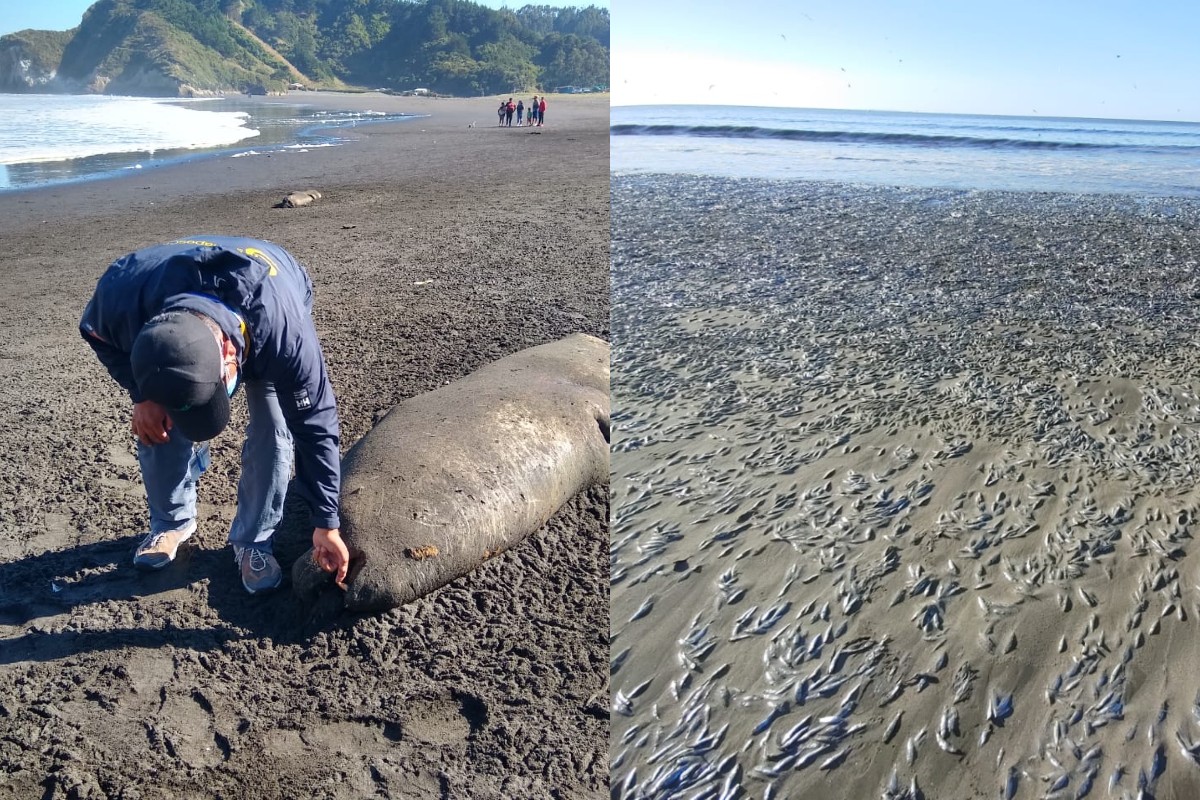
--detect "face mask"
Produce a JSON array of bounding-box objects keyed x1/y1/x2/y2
[{"x1": 224, "y1": 358, "x2": 239, "y2": 398}]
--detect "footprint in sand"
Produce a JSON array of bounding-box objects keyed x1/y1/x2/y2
[{"x1": 149, "y1": 688, "x2": 231, "y2": 769}]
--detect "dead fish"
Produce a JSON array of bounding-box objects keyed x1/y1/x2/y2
[
  {"x1": 629, "y1": 596, "x2": 656, "y2": 622},
  {"x1": 987, "y1": 692, "x2": 1014, "y2": 725},
  {"x1": 905, "y1": 727, "x2": 926, "y2": 764},
  {"x1": 752, "y1": 702, "x2": 790, "y2": 735},
  {"x1": 1002, "y1": 765, "x2": 1018, "y2": 800},
  {"x1": 793, "y1": 742, "x2": 834, "y2": 770},
  {"x1": 883, "y1": 714, "x2": 902, "y2": 743},
  {"x1": 935, "y1": 728, "x2": 963, "y2": 756}
]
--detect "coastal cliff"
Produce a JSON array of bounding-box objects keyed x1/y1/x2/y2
[{"x1": 0, "y1": 30, "x2": 74, "y2": 92}]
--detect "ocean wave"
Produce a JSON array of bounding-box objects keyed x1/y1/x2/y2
[{"x1": 608, "y1": 123, "x2": 1190, "y2": 152}]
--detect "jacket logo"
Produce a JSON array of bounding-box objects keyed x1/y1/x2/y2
[
  {"x1": 242, "y1": 246, "x2": 279, "y2": 276},
  {"x1": 293, "y1": 389, "x2": 312, "y2": 410}
]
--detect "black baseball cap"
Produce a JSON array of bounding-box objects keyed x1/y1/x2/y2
[{"x1": 131, "y1": 311, "x2": 230, "y2": 442}]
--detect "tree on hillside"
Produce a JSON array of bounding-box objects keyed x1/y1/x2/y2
[
  {"x1": 558, "y1": 5, "x2": 608, "y2": 46},
  {"x1": 515, "y1": 4, "x2": 608, "y2": 47},
  {"x1": 536, "y1": 31, "x2": 607, "y2": 88},
  {"x1": 476, "y1": 36, "x2": 538, "y2": 92},
  {"x1": 311, "y1": 0, "x2": 391, "y2": 72},
  {"x1": 241, "y1": 0, "x2": 348, "y2": 80}
]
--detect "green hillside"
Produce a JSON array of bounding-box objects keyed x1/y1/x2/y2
[
  {"x1": 2, "y1": 28, "x2": 75, "y2": 69},
  {"x1": 0, "y1": 0, "x2": 609, "y2": 96}
]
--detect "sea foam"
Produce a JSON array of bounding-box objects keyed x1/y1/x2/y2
[{"x1": 0, "y1": 94, "x2": 259, "y2": 166}]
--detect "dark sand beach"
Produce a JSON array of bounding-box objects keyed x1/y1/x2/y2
[
  {"x1": 0, "y1": 92, "x2": 609, "y2": 799},
  {"x1": 611, "y1": 174, "x2": 1200, "y2": 800}
]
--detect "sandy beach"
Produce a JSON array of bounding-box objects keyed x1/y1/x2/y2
[
  {"x1": 610, "y1": 174, "x2": 1200, "y2": 800},
  {"x1": 0, "y1": 92, "x2": 609, "y2": 799}
]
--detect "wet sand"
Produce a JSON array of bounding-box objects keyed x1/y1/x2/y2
[
  {"x1": 0, "y1": 93, "x2": 609, "y2": 799},
  {"x1": 611, "y1": 174, "x2": 1200, "y2": 800}
]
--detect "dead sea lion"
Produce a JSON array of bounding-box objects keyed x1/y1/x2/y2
[
  {"x1": 292, "y1": 333, "x2": 610, "y2": 611},
  {"x1": 274, "y1": 190, "x2": 322, "y2": 208}
]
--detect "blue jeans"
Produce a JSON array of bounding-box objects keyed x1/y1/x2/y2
[{"x1": 137, "y1": 380, "x2": 293, "y2": 552}]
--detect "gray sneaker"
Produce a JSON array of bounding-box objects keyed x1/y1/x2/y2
[
  {"x1": 133, "y1": 521, "x2": 197, "y2": 569},
  {"x1": 234, "y1": 546, "x2": 282, "y2": 594}
]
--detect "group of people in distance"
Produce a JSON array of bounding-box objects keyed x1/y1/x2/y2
[{"x1": 497, "y1": 95, "x2": 546, "y2": 127}]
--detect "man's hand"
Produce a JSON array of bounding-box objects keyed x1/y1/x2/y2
[
  {"x1": 132, "y1": 400, "x2": 172, "y2": 445},
  {"x1": 313, "y1": 527, "x2": 350, "y2": 589}
]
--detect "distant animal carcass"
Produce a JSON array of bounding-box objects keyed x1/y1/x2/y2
[{"x1": 274, "y1": 190, "x2": 322, "y2": 209}]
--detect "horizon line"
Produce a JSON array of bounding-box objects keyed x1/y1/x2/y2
[{"x1": 609, "y1": 102, "x2": 1200, "y2": 126}]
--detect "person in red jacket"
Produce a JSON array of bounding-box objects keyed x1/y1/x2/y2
[{"x1": 538, "y1": 96, "x2": 547, "y2": 127}]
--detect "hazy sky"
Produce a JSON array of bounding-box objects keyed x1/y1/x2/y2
[
  {"x1": 1, "y1": 0, "x2": 609, "y2": 36},
  {"x1": 613, "y1": 0, "x2": 1200, "y2": 121}
]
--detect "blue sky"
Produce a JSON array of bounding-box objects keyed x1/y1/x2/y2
[
  {"x1": 1, "y1": 0, "x2": 608, "y2": 36},
  {"x1": 613, "y1": 0, "x2": 1200, "y2": 121}
]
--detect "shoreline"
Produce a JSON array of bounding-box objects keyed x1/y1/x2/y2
[
  {"x1": 0, "y1": 91, "x2": 608, "y2": 236},
  {"x1": 1, "y1": 91, "x2": 604, "y2": 197},
  {"x1": 609, "y1": 105, "x2": 1200, "y2": 198},
  {"x1": 0, "y1": 93, "x2": 609, "y2": 798},
  {"x1": 608, "y1": 168, "x2": 1200, "y2": 205}
]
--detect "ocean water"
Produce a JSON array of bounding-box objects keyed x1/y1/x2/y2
[
  {"x1": 611, "y1": 104, "x2": 1200, "y2": 196},
  {"x1": 0, "y1": 93, "x2": 418, "y2": 191}
]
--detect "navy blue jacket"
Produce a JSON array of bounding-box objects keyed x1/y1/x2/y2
[{"x1": 80, "y1": 236, "x2": 341, "y2": 530}]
